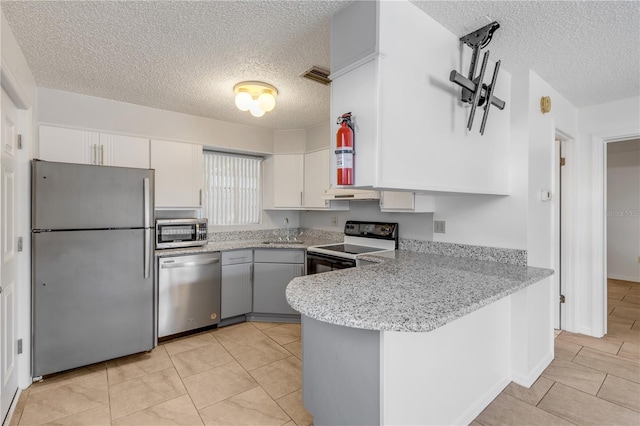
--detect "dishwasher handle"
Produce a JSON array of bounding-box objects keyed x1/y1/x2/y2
[{"x1": 161, "y1": 258, "x2": 220, "y2": 269}]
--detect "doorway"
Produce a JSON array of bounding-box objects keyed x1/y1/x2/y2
[{"x1": 605, "y1": 139, "x2": 640, "y2": 332}]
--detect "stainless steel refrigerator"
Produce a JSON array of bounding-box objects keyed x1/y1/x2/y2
[{"x1": 31, "y1": 160, "x2": 155, "y2": 378}]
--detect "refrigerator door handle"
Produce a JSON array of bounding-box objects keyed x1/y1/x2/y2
[
  {"x1": 143, "y1": 178, "x2": 151, "y2": 229},
  {"x1": 144, "y1": 228, "x2": 152, "y2": 279}
]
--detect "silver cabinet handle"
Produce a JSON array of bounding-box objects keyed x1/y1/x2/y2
[
  {"x1": 161, "y1": 258, "x2": 220, "y2": 269},
  {"x1": 100, "y1": 144, "x2": 104, "y2": 165},
  {"x1": 300, "y1": 191, "x2": 303, "y2": 207},
  {"x1": 92, "y1": 144, "x2": 97, "y2": 164},
  {"x1": 199, "y1": 189, "x2": 203, "y2": 206}
]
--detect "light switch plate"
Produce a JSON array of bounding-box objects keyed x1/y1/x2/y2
[{"x1": 434, "y1": 220, "x2": 446, "y2": 234}]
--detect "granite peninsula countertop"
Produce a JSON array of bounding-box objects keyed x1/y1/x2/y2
[
  {"x1": 286, "y1": 250, "x2": 554, "y2": 333},
  {"x1": 154, "y1": 237, "x2": 340, "y2": 257}
]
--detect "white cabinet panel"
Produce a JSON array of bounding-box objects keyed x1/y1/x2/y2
[
  {"x1": 39, "y1": 125, "x2": 150, "y2": 169},
  {"x1": 100, "y1": 134, "x2": 149, "y2": 169},
  {"x1": 263, "y1": 154, "x2": 304, "y2": 209},
  {"x1": 151, "y1": 139, "x2": 203, "y2": 208},
  {"x1": 38, "y1": 125, "x2": 97, "y2": 165},
  {"x1": 304, "y1": 149, "x2": 331, "y2": 209}
]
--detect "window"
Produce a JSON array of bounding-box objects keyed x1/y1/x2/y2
[{"x1": 203, "y1": 151, "x2": 262, "y2": 225}]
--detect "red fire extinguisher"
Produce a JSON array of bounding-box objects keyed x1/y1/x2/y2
[{"x1": 336, "y1": 112, "x2": 354, "y2": 185}]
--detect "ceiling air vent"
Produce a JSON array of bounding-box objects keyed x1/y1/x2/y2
[{"x1": 301, "y1": 66, "x2": 331, "y2": 85}]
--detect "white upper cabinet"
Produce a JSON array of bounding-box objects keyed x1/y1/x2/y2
[
  {"x1": 264, "y1": 150, "x2": 350, "y2": 211},
  {"x1": 303, "y1": 149, "x2": 348, "y2": 210},
  {"x1": 263, "y1": 154, "x2": 304, "y2": 209},
  {"x1": 304, "y1": 149, "x2": 329, "y2": 209},
  {"x1": 330, "y1": 1, "x2": 511, "y2": 195},
  {"x1": 39, "y1": 125, "x2": 98, "y2": 165},
  {"x1": 150, "y1": 139, "x2": 203, "y2": 208},
  {"x1": 39, "y1": 125, "x2": 149, "y2": 168},
  {"x1": 99, "y1": 133, "x2": 149, "y2": 169}
]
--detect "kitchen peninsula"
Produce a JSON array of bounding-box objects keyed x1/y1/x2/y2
[{"x1": 286, "y1": 250, "x2": 554, "y2": 425}]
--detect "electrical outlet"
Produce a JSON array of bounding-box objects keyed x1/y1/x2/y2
[
  {"x1": 434, "y1": 220, "x2": 446, "y2": 234},
  {"x1": 331, "y1": 217, "x2": 338, "y2": 226}
]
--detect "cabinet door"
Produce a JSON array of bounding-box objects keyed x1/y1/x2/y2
[
  {"x1": 100, "y1": 133, "x2": 150, "y2": 168},
  {"x1": 304, "y1": 149, "x2": 331, "y2": 209},
  {"x1": 221, "y1": 263, "x2": 253, "y2": 319},
  {"x1": 39, "y1": 125, "x2": 98, "y2": 165},
  {"x1": 253, "y1": 262, "x2": 304, "y2": 315},
  {"x1": 151, "y1": 139, "x2": 203, "y2": 208},
  {"x1": 273, "y1": 155, "x2": 304, "y2": 208}
]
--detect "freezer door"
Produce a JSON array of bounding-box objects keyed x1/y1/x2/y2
[
  {"x1": 32, "y1": 160, "x2": 154, "y2": 230},
  {"x1": 32, "y1": 229, "x2": 155, "y2": 377}
]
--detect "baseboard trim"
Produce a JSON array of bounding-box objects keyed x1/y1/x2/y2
[
  {"x1": 511, "y1": 351, "x2": 554, "y2": 388},
  {"x1": 454, "y1": 377, "x2": 511, "y2": 426},
  {"x1": 607, "y1": 274, "x2": 639, "y2": 283}
]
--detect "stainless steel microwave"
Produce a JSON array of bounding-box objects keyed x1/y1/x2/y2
[{"x1": 155, "y1": 218, "x2": 208, "y2": 249}]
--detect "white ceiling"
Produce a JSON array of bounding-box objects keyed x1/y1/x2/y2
[{"x1": 2, "y1": 1, "x2": 638, "y2": 130}]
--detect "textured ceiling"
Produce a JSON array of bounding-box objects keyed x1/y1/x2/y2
[{"x1": 2, "y1": 1, "x2": 639, "y2": 130}]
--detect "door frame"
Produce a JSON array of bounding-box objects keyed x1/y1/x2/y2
[
  {"x1": 591, "y1": 128, "x2": 640, "y2": 337},
  {"x1": 1, "y1": 59, "x2": 34, "y2": 400},
  {"x1": 553, "y1": 131, "x2": 573, "y2": 330}
]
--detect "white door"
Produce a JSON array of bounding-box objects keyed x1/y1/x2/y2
[{"x1": 1, "y1": 88, "x2": 19, "y2": 422}]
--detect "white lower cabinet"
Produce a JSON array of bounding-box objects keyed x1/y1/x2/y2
[
  {"x1": 252, "y1": 249, "x2": 305, "y2": 315},
  {"x1": 221, "y1": 250, "x2": 253, "y2": 320}
]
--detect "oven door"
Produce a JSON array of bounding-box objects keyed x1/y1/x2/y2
[{"x1": 306, "y1": 251, "x2": 356, "y2": 275}]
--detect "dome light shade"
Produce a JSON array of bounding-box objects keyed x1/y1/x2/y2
[
  {"x1": 257, "y1": 93, "x2": 276, "y2": 112},
  {"x1": 234, "y1": 91, "x2": 252, "y2": 111},
  {"x1": 233, "y1": 81, "x2": 278, "y2": 118},
  {"x1": 249, "y1": 101, "x2": 265, "y2": 117}
]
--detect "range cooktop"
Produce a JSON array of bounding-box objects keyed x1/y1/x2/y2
[{"x1": 315, "y1": 243, "x2": 387, "y2": 255}]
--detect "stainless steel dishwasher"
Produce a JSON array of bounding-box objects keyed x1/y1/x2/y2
[{"x1": 158, "y1": 252, "x2": 221, "y2": 338}]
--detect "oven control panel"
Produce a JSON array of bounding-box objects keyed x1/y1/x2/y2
[{"x1": 344, "y1": 221, "x2": 398, "y2": 241}]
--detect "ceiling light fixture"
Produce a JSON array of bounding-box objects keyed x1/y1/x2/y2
[{"x1": 234, "y1": 81, "x2": 278, "y2": 118}]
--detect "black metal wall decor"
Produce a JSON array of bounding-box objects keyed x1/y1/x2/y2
[{"x1": 449, "y1": 21, "x2": 505, "y2": 135}]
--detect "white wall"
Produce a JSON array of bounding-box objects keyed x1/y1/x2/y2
[
  {"x1": 273, "y1": 128, "x2": 306, "y2": 154},
  {"x1": 2, "y1": 9, "x2": 38, "y2": 389},
  {"x1": 607, "y1": 141, "x2": 640, "y2": 282},
  {"x1": 306, "y1": 121, "x2": 330, "y2": 152},
  {"x1": 37, "y1": 88, "x2": 274, "y2": 155}
]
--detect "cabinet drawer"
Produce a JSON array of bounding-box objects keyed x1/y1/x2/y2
[
  {"x1": 254, "y1": 249, "x2": 305, "y2": 264},
  {"x1": 222, "y1": 250, "x2": 254, "y2": 265}
]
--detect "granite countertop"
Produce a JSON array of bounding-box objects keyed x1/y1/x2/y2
[
  {"x1": 286, "y1": 250, "x2": 554, "y2": 333},
  {"x1": 155, "y1": 237, "x2": 340, "y2": 257}
]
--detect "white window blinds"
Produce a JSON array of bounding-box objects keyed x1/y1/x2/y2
[{"x1": 203, "y1": 151, "x2": 262, "y2": 225}]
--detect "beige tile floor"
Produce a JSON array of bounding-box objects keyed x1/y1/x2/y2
[
  {"x1": 9, "y1": 322, "x2": 311, "y2": 426},
  {"x1": 473, "y1": 278, "x2": 640, "y2": 425},
  {"x1": 8, "y1": 279, "x2": 640, "y2": 426}
]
